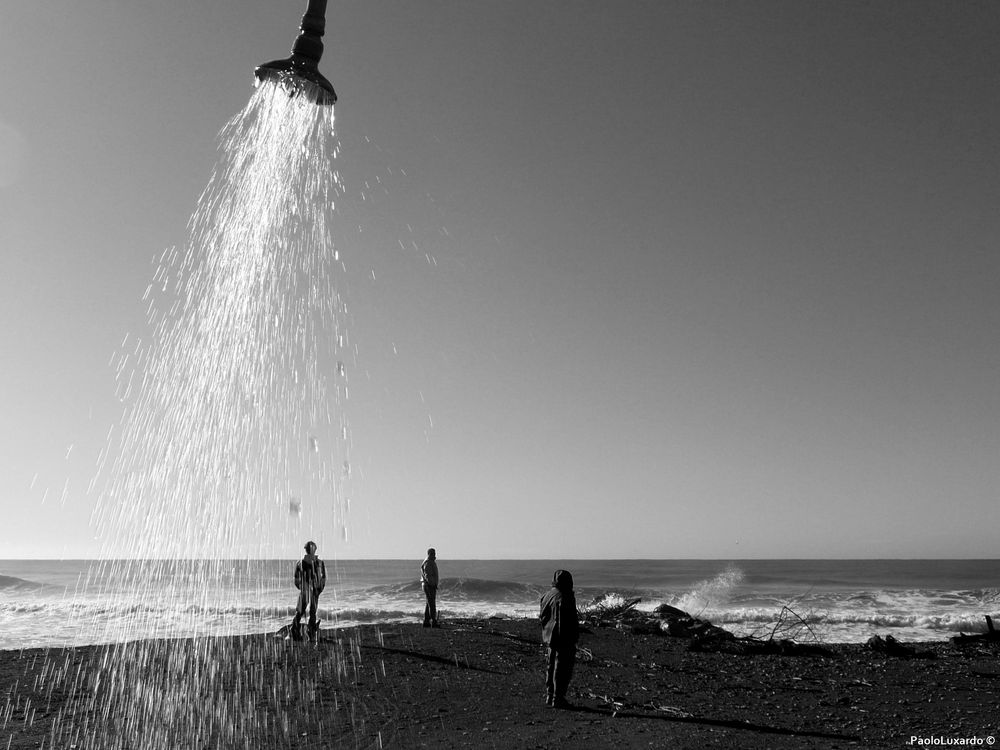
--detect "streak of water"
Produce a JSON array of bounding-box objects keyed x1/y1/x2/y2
[{"x1": 28, "y1": 79, "x2": 365, "y2": 748}]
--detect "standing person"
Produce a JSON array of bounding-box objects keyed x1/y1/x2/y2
[
  {"x1": 420, "y1": 548, "x2": 439, "y2": 628},
  {"x1": 292, "y1": 541, "x2": 326, "y2": 641},
  {"x1": 540, "y1": 569, "x2": 579, "y2": 708}
]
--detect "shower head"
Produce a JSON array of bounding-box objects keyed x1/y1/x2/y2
[{"x1": 254, "y1": 0, "x2": 338, "y2": 105}]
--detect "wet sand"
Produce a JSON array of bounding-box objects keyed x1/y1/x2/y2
[{"x1": 3, "y1": 618, "x2": 998, "y2": 748}]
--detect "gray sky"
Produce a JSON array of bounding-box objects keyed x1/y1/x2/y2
[{"x1": 2, "y1": 1, "x2": 998, "y2": 559}]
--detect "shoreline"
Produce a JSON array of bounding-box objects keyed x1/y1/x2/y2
[
  {"x1": 1, "y1": 613, "x2": 988, "y2": 655},
  {"x1": 5, "y1": 558, "x2": 998, "y2": 654},
  {"x1": 4, "y1": 617, "x2": 999, "y2": 748}
]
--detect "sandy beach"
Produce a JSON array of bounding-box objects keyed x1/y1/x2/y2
[{"x1": 3, "y1": 617, "x2": 998, "y2": 749}]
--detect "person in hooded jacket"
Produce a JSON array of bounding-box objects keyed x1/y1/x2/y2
[
  {"x1": 539, "y1": 569, "x2": 579, "y2": 708},
  {"x1": 420, "y1": 548, "x2": 440, "y2": 627},
  {"x1": 292, "y1": 541, "x2": 326, "y2": 641}
]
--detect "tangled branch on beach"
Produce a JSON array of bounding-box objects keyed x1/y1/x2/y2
[
  {"x1": 582, "y1": 689, "x2": 693, "y2": 719},
  {"x1": 580, "y1": 592, "x2": 643, "y2": 623},
  {"x1": 764, "y1": 605, "x2": 823, "y2": 644}
]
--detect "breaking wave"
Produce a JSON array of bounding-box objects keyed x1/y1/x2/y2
[
  {"x1": 358, "y1": 577, "x2": 545, "y2": 602},
  {"x1": 671, "y1": 565, "x2": 745, "y2": 615},
  {"x1": 0, "y1": 574, "x2": 53, "y2": 592}
]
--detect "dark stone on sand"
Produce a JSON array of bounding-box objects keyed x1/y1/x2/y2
[{"x1": 866, "y1": 634, "x2": 936, "y2": 659}]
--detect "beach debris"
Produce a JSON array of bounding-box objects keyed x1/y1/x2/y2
[
  {"x1": 969, "y1": 660, "x2": 1000, "y2": 678},
  {"x1": 582, "y1": 593, "x2": 643, "y2": 625},
  {"x1": 583, "y1": 690, "x2": 693, "y2": 719},
  {"x1": 659, "y1": 604, "x2": 834, "y2": 656},
  {"x1": 585, "y1": 690, "x2": 626, "y2": 715},
  {"x1": 951, "y1": 615, "x2": 1000, "y2": 647},
  {"x1": 647, "y1": 702, "x2": 693, "y2": 718},
  {"x1": 583, "y1": 597, "x2": 734, "y2": 640},
  {"x1": 655, "y1": 603, "x2": 736, "y2": 643},
  {"x1": 756, "y1": 605, "x2": 825, "y2": 645},
  {"x1": 686, "y1": 632, "x2": 831, "y2": 657},
  {"x1": 583, "y1": 595, "x2": 833, "y2": 656},
  {"x1": 865, "y1": 634, "x2": 936, "y2": 659}
]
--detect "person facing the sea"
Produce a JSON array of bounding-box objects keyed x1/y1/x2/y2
[
  {"x1": 540, "y1": 569, "x2": 579, "y2": 708},
  {"x1": 420, "y1": 548, "x2": 439, "y2": 628},
  {"x1": 292, "y1": 541, "x2": 326, "y2": 641}
]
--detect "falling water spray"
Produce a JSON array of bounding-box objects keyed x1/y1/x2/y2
[{"x1": 18, "y1": 4, "x2": 372, "y2": 748}]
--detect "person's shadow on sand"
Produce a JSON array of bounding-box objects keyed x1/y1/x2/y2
[
  {"x1": 559, "y1": 702, "x2": 860, "y2": 742},
  {"x1": 361, "y1": 644, "x2": 504, "y2": 674}
]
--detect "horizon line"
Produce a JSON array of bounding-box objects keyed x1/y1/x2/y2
[{"x1": 3, "y1": 556, "x2": 999, "y2": 562}]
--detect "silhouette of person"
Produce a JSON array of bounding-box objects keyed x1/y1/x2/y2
[
  {"x1": 540, "y1": 569, "x2": 579, "y2": 708},
  {"x1": 292, "y1": 540, "x2": 326, "y2": 641},
  {"x1": 420, "y1": 548, "x2": 439, "y2": 628}
]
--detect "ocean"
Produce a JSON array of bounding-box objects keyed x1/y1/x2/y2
[{"x1": 1, "y1": 559, "x2": 998, "y2": 650}]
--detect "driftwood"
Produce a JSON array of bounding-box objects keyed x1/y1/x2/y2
[
  {"x1": 951, "y1": 615, "x2": 1000, "y2": 647},
  {"x1": 865, "y1": 634, "x2": 936, "y2": 659},
  {"x1": 654, "y1": 603, "x2": 734, "y2": 642},
  {"x1": 656, "y1": 603, "x2": 833, "y2": 657},
  {"x1": 582, "y1": 594, "x2": 644, "y2": 623},
  {"x1": 698, "y1": 637, "x2": 833, "y2": 657},
  {"x1": 588, "y1": 598, "x2": 834, "y2": 656}
]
